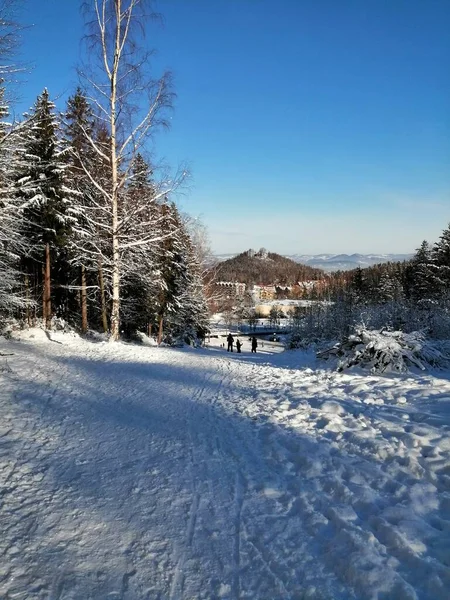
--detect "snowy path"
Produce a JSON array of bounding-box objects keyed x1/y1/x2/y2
[{"x1": 1, "y1": 331, "x2": 449, "y2": 599}]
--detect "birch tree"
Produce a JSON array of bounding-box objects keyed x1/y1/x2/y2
[
  {"x1": 80, "y1": 0, "x2": 175, "y2": 340},
  {"x1": 0, "y1": 86, "x2": 30, "y2": 316},
  {"x1": 0, "y1": 0, "x2": 26, "y2": 85},
  {"x1": 0, "y1": 0, "x2": 30, "y2": 318}
]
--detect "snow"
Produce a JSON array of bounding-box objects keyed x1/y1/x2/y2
[
  {"x1": 1, "y1": 329, "x2": 450, "y2": 599},
  {"x1": 257, "y1": 299, "x2": 330, "y2": 307}
]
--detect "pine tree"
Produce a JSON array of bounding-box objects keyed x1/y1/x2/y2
[
  {"x1": 63, "y1": 88, "x2": 98, "y2": 333},
  {"x1": 349, "y1": 267, "x2": 368, "y2": 305},
  {"x1": 405, "y1": 241, "x2": 438, "y2": 306},
  {"x1": 153, "y1": 204, "x2": 209, "y2": 344},
  {"x1": 129, "y1": 153, "x2": 153, "y2": 190},
  {"x1": 377, "y1": 271, "x2": 404, "y2": 304},
  {"x1": 120, "y1": 153, "x2": 160, "y2": 335},
  {"x1": 432, "y1": 223, "x2": 450, "y2": 300},
  {"x1": 177, "y1": 237, "x2": 210, "y2": 343},
  {"x1": 152, "y1": 202, "x2": 186, "y2": 344},
  {"x1": 63, "y1": 93, "x2": 115, "y2": 333},
  {"x1": 16, "y1": 89, "x2": 76, "y2": 328}
]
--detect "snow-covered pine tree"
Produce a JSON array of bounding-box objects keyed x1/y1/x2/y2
[
  {"x1": 432, "y1": 223, "x2": 450, "y2": 301},
  {"x1": 62, "y1": 92, "x2": 115, "y2": 334},
  {"x1": 16, "y1": 89, "x2": 77, "y2": 329},
  {"x1": 153, "y1": 203, "x2": 209, "y2": 345},
  {"x1": 175, "y1": 215, "x2": 210, "y2": 342},
  {"x1": 63, "y1": 88, "x2": 102, "y2": 333},
  {"x1": 349, "y1": 266, "x2": 369, "y2": 306},
  {"x1": 377, "y1": 271, "x2": 404, "y2": 304},
  {"x1": 405, "y1": 241, "x2": 437, "y2": 307},
  {"x1": 151, "y1": 201, "x2": 185, "y2": 344},
  {"x1": 119, "y1": 153, "x2": 162, "y2": 335},
  {"x1": 175, "y1": 235, "x2": 210, "y2": 344}
]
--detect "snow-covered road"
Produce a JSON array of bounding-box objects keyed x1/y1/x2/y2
[{"x1": 1, "y1": 330, "x2": 449, "y2": 599}]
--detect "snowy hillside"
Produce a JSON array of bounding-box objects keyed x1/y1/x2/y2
[{"x1": 1, "y1": 330, "x2": 449, "y2": 599}]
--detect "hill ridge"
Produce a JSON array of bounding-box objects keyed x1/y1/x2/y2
[{"x1": 214, "y1": 248, "x2": 324, "y2": 286}]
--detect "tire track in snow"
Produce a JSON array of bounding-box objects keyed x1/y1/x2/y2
[
  {"x1": 211, "y1": 357, "x2": 358, "y2": 598},
  {"x1": 211, "y1": 356, "x2": 305, "y2": 598},
  {"x1": 231, "y1": 470, "x2": 245, "y2": 600},
  {"x1": 241, "y1": 521, "x2": 291, "y2": 600},
  {"x1": 168, "y1": 354, "x2": 256, "y2": 599},
  {"x1": 169, "y1": 362, "x2": 225, "y2": 599},
  {"x1": 169, "y1": 490, "x2": 201, "y2": 600}
]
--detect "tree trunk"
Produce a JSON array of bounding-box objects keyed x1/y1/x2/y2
[
  {"x1": 81, "y1": 264, "x2": 88, "y2": 334},
  {"x1": 157, "y1": 315, "x2": 163, "y2": 345},
  {"x1": 109, "y1": 0, "x2": 121, "y2": 342},
  {"x1": 42, "y1": 264, "x2": 45, "y2": 323},
  {"x1": 148, "y1": 322, "x2": 152, "y2": 337},
  {"x1": 33, "y1": 267, "x2": 37, "y2": 326},
  {"x1": 25, "y1": 273, "x2": 31, "y2": 327},
  {"x1": 110, "y1": 224, "x2": 120, "y2": 340},
  {"x1": 43, "y1": 243, "x2": 51, "y2": 330},
  {"x1": 98, "y1": 260, "x2": 108, "y2": 334}
]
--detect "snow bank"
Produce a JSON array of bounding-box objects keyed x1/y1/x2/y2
[
  {"x1": 318, "y1": 327, "x2": 450, "y2": 373},
  {"x1": 134, "y1": 331, "x2": 159, "y2": 346}
]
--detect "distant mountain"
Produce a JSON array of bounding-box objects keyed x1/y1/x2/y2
[
  {"x1": 213, "y1": 254, "x2": 237, "y2": 263},
  {"x1": 213, "y1": 249, "x2": 324, "y2": 286},
  {"x1": 286, "y1": 253, "x2": 413, "y2": 272}
]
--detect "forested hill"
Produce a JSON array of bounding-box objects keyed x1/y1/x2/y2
[{"x1": 214, "y1": 249, "x2": 325, "y2": 286}]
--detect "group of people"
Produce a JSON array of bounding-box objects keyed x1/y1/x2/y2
[{"x1": 226, "y1": 333, "x2": 258, "y2": 353}]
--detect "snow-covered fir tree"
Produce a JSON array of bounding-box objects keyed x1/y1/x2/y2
[
  {"x1": 432, "y1": 223, "x2": 450, "y2": 300},
  {"x1": 173, "y1": 232, "x2": 210, "y2": 344},
  {"x1": 15, "y1": 89, "x2": 77, "y2": 328},
  {"x1": 377, "y1": 271, "x2": 404, "y2": 304},
  {"x1": 405, "y1": 241, "x2": 438, "y2": 307},
  {"x1": 63, "y1": 88, "x2": 104, "y2": 332},
  {"x1": 119, "y1": 153, "x2": 163, "y2": 335},
  {"x1": 151, "y1": 202, "x2": 209, "y2": 345},
  {"x1": 348, "y1": 266, "x2": 369, "y2": 305}
]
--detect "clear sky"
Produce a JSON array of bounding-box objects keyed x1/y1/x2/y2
[{"x1": 14, "y1": 0, "x2": 450, "y2": 255}]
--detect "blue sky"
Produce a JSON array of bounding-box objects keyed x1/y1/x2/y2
[{"x1": 15, "y1": 0, "x2": 450, "y2": 255}]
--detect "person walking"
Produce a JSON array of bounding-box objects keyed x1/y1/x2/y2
[
  {"x1": 251, "y1": 336, "x2": 258, "y2": 353},
  {"x1": 227, "y1": 333, "x2": 234, "y2": 352},
  {"x1": 236, "y1": 339, "x2": 242, "y2": 353}
]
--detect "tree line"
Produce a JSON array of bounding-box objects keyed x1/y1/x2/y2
[
  {"x1": 0, "y1": 0, "x2": 209, "y2": 344},
  {"x1": 294, "y1": 223, "x2": 450, "y2": 341}
]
